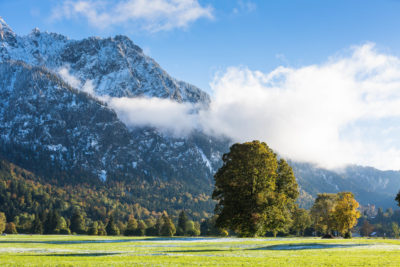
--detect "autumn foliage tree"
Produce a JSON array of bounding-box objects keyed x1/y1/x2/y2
[
  {"x1": 311, "y1": 192, "x2": 360, "y2": 237},
  {"x1": 332, "y1": 192, "x2": 360, "y2": 236},
  {"x1": 212, "y1": 141, "x2": 299, "y2": 237}
]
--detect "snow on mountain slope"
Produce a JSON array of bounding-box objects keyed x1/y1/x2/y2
[{"x1": 0, "y1": 17, "x2": 209, "y2": 104}]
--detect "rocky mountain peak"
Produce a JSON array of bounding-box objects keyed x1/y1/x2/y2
[{"x1": 0, "y1": 17, "x2": 16, "y2": 46}]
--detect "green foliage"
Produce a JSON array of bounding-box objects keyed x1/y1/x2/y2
[
  {"x1": 311, "y1": 192, "x2": 360, "y2": 237},
  {"x1": 124, "y1": 216, "x2": 138, "y2": 236},
  {"x1": 97, "y1": 221, "x2": 107, "y2": 236},
  {"x1": 310, "y1": 193, "x2": 337, "y2": 235},
  {"x1": 0, "y1": 212, "x2": 6, "y2": 234},
  {"x1": 176, "y1": 210, "x2": 189, "y2": 236},
  {"x1": 392, "y1": 222, "x2": 400, "y2": 239},
  {"x1": 200, "y1": 216, "x2": 227, "y2": 236},
  {"x1": 70, "y1": 209, "x2": 86, "y2": 234},
  {"x1": 88, "y1": 221, "x2": 99, "y2": 236},
  {"x1": 212, "y1": 141, "x2": 298, "y2": 237},
  {"x1": 291, "y1": 207, "x2": 312, "y2": 236},
  {"x1": 134, "y1": 220, "x2": 147, "y2": 236},
  {"x1": 31, "y1": 214, "x2": 43, "y2": 234},
  {"x1": 160, "y1": 212, "x2": 176, "y2": 237},
  {"x1": 106, "y1": 216, "x2": 120, "y2": 236},
  {"x1": 5, "y1": 222, "x2": 17, "y2": 234}
]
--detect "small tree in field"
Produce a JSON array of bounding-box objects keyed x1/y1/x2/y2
[{"x1": 332, "y1": 192, "x2": 360, "y2": 237}]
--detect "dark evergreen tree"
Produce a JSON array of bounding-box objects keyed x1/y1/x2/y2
[
  {"x1": 177, "y1": 210, "x2": 189, "y2": 236},
  {"x1": 124, "y1": 216, "x2": 138, "y2": 236},
  {"x1": 106, "y1": 215, "x2": 120, "y2": 236},
  {"x1": 88, "y1": 221, "x2": 99, "y2": 235},
  {"x1": 133, "y1": 220, "x2": 147, "y2": 236},
  {"x1": 70, "y1": 209, "x2": 86, "y2": 234},
  {"x1": 31, "y1": 213, "x2": 43, "y2": 234}
]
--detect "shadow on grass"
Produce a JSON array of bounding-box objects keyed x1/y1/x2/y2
[
  {"x1": 0, "y1": 237, "x2": 228, "y2": 245},
  {"x1": 163, "y1": 249, "x2": 230, "y2": 253},
  {"x1": 22, "y1": 252, "x2": 121, "y2": 257},
  {"x1": 251, "y1": 243, "x2": 370, "y2": 251},
  {"x1": 0, "y1": 237, "x2": 187, "y2": 245}
]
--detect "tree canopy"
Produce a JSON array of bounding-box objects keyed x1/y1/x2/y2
[{"x1": 212, "y1": 141, "x2": 299, "y2": 237}]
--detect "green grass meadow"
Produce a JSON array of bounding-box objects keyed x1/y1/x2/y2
[{"x1": 1, "y1": 235, "x2": 400, "y2": 266}]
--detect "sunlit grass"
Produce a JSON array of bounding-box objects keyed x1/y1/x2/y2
[{"x1": 1, "y1": 235, "x2": 400, "y2": 266}]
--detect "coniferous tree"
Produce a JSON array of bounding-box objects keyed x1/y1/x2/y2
[
  {"x1": 70, "y1": 209, "x2": 86, "y2": 234},
  {"x1": 106, "y1": 215, "x2": 120, "y2": 236},
  {"x1": 124, "y1": 216, "x2": 138, "y2": 236},
  {"x1": 134, "y1": 220, "x2": 147, "y2": 236},
  {"x1": 31, "y1": 213, "x2": 43, "y2": 234},
  {"x1": 177, "y1": 210, "x2": 189, "y2": 236},
  {"x1": 160, "y1": 212, "x2": 176, "y2": 237},
  {"x1": 88, "y1": 221, "x2": 99, "y2": 235},
  {"x1": 146, "y1": 216, "x2": 162, "y2": 236}
]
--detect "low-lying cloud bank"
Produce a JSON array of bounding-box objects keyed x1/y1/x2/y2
[{"x1": 61, "y1": 43, "x2": 400, "y2": 170}]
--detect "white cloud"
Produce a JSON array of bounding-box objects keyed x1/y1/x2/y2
[
  {"x1": 106, "y1": 97, "x2": 199, "y2": 136},
  {"x1": 58, "y1": 66, "x2": 81, "y2": 88},
  {"x1": 201, "y1": 43, "x2": 400, "y2": 170},
  {"x1": 58, "y1": 66, "x2": 95, "y2": 95},
  {"x1": 51, "y1": 0, "x2": 214, "y2": 32}
]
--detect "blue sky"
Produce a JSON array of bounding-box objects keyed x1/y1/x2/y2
[
  {"x1": 2, "y1": 0, "x2": 400, "y2": 92},
  {"x1": 3, "y1": 0, "x2": 400, "y2": 170}
]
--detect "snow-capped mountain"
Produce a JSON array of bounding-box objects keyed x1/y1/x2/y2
[
  {"x1": 1, "y1": 17, "x2": 400, "y2": 213},
  {"x1": 0, "y1": 17, "x2": 209, "y2": 103}
]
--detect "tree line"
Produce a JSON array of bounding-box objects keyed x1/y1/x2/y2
[{"x1": 0, "y1": 209, "x2": 229, "y2": 237}]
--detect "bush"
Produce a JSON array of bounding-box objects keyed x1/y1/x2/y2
[{"x1": 344, "y1": 231, "x2": 352, "y2": 239}]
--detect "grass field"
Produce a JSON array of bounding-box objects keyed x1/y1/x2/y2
[{"x1": 1, "y1": 235, "x2": 400, "y2": 266}]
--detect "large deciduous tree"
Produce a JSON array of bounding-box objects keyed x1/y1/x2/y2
[
  {"x1": 310, "y1": 193, "x2": 337, "y2": 235},
  {"x1": 332, "y1": 192, "x2": 360, "y2": 236},
  {"x1": 212, "y1": 141, "x2": 299, "y2": 237}
]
